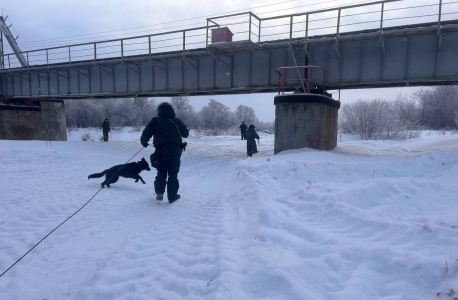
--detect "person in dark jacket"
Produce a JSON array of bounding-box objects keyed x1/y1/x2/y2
[
  {"x1": 244, "y1": 124, "x2": 260, "y2": 157},
  {"x1": 239, "y1": 121, "x2": 248, "y2": 140},
  {"x1": 102, "y1": 118, "x2": 110, "y2": 142},
  {"x1": 140, "y1": 102, "x2": 189, "y2": 203}
]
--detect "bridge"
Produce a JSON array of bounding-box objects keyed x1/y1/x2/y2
[
  {"x1": 1, "y1": 0, "x2": 458, "y2": 100},
  {"x1": 1, "y1": 0, "x2": 457, "y2": 144}
]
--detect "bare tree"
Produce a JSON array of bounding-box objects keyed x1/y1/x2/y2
[
  {"x1": 413, "y1": 86, "x2": 458, "y2": 130},
  {"x1": 170, "y1": 96, "x2": 189, "y2": 112},
  {"x1": 393, "y1": 93, "x2": 420, "y2": 129},
  {"x1": 340, "y1": 99, "x2": 419, "y2": 140},
  {"x1": 65, "y1": 97, "x2": 272, "y2": 133},
  {"x1": 65, "y1": 98, "x2": 157, "y2": 128},
  {"x1": 235, "y1": 105, "x2": 258, "y2": 125},
  {"x1": 170, "y1": 96, "x2": 197, "y2": 128},
  {"x1": 198, "y1": 99, "x2": 233, "y2": 129}
]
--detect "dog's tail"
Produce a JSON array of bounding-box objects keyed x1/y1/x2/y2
[{"x1": 88, "y1": 171, "x2": 106, "y2": 179}]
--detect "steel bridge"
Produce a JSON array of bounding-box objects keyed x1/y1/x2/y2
[{"x1": 1, "y1": 0, "x2": 458, "y2": 100}]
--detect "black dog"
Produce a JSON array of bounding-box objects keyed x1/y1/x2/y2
[{"x1": 88, "y1": 158, "x2": 151, "y2": 188}]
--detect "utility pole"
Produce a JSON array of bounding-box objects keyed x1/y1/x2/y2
[{"x1": 0, "y1": 31, "x2": 4, "y2": 69}]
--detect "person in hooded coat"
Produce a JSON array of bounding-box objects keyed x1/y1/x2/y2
[
  {"x1": 245, "y1": 124, "x2": 260, "y2": 157},
  {"x1": 102, "y1": 118, "x2": 110, "y2": 142},
  {"x1": 140, "y1": 102, "x2": 189, "y2": 203},
  {"x1": 239, "y1": 121, "x2": 248, "y2": 140}
]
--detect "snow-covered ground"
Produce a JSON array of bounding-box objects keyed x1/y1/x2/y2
[{"x1": 1, "y1": 129, "x2": 458, "y2": 300}]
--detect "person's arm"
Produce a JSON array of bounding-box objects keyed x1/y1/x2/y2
[
  {"x1": 178, "y1": 119, "x2": 189, "y2": 138},
  {"x1": 140, "y1": 118, "x2": 157, "y2": 147},
  {"x1": 255, "y1": 131, "x2": 260, "y2": 139}
]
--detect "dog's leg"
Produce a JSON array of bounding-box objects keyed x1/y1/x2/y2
[
  {"x1": 137, "y1": 175, "x2": 146, "y2": 184},
  {"x1": 106, "y1": 175, "x2": 119, "y2": 187}
]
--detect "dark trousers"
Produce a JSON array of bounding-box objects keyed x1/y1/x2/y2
[
  {"x1": 247, "y1": 140, "x2": 258, "y2": 157},
  {"x1": 154, "y1": 145, "x2": 182, "y2": 200},
  {"x1": 241, "y1": 131, "x2": 246, "y2": 140},
  {"x1": 103, "y1": 130, "x2": 109, "y2": 141}
]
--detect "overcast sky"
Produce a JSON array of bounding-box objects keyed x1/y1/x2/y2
[{"x1": 1, "y1": 0, "x2": 452, "y2": 121}]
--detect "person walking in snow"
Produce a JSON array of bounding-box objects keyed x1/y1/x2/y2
[
  {"x1": 245, "y1": 124, "x2": 260, "y2": 157},
  {"x1": 102, "y1": 118, "x2": 111, "y2": 142},
  {"x1": 140, "y1": 102, "x2": 189, "y2": 203},
  {"x1": 239, "y1": 121, "x2": 248, "y2": 140}
]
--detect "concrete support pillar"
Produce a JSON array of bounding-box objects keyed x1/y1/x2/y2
[
  {"x1": 0, "y1": 100, "x2": 67, "y2": 141},
  {"x1": 274, "y1": 93, "x2": 340, "y2": 154}
]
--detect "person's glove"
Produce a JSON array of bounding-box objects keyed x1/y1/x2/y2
[{"x1": 141, "y1": 141, "x2": 149, "y2": 148}]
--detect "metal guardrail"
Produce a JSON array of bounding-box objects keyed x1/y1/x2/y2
[{"x1": 1, "y1": 0, "x2": 457, "y2": 69}]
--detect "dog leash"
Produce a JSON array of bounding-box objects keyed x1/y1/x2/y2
[
  {"x1": 0, "y1": 147, "x2": 145, "y2": 279},
  {"x1": 167, "y1": 119, "x2": 209, "y2": 178}
]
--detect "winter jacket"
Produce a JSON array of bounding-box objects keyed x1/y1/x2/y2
[
  {"x1": 244, "y1": 127, "x2": 260, "y2": 141},
  {"x1": 140, "y1": 105, "x2": 189, "y2": 148},
  {"x1": 239, "y1": 123, "x2": 248, "y2": 132},
  {"x1": 102, "y1": 121, "x2": 110, "y2": 132}
]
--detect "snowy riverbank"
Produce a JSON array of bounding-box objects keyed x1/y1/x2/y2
[{"x1": 1, "y1": 130, "x2": 458, "y2": 299}]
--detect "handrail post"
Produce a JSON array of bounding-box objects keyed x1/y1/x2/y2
[
  {"x1": 289, "y1": 16, "x2": 293, "y2": 42},
  {"x1": 305, "y1": 14, "x2": 309, "y2": 40},
  {"x1": 380, "y1": 2, "x2": 385, "y2": 32},
  {"x1": 121, "y1": 40, "x2": 124, "y2": 61},
  {"x1": 68, "y1": 46, "x2": 71, "y2": 64},
  {"x1": 26, "y1": 52, "x2": 29, "y2": 67},
  {"x1": 148, "y1": 36, "x2": 152, "y2": 62},
  {"x1": 437, "y1": 0, "x2": 443, "y2": 50},
  {"x1": 206, "y1": 20, "x2": 209, "y2": 47},
  {"x1": 94, "y1": 43, "x2": 97, "y2": 63},
  {"x1": 305, "y1": 13, "x2": 309, "y2": 62},
  {"x1": 46, "y1": 50, "x2": 48, "y2": 66},
  {"x1": 249, "y1": 14, "x2": 252, "y2": 41},
  {"x1": 0, "y1": 31, "x2": 4, "y2": 69},
  {"x1": 282, "y1": 69, "x2": 286, "y2": 94},
  {"x1": 258, "y1": 20, "x2": 261, "y2": 44},
  {"x1": 337, "y1": 9, "x2": 341, "y2": 36},
  {"x1": 8, "y1": 54, "x2": 10, "y2": 68},
  {"x1": 183, "y1": 31, "x2": 186, "y2": 55},
  {"x1": 438, "y1": 0, "x2": 442, "y2": 32}
]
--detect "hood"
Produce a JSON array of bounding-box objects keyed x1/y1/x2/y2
[
  {"x1": 249, "y1": 124, "x2": 255, "y2": 129},
  {"x1": 158, "y1": 103, "x2": 176, "y2": 119}
]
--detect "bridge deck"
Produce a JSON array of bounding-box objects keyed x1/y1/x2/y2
[{"x1": 1, "y1": 0, "x2": 458, "y2": 100}]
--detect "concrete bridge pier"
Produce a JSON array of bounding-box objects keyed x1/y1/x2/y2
[
  {"x1": 0, "y1": 100, "x2": 67, "y2": 141},
  {"x1": 274, "y1": 93, "x2": 340, "y2": 154}
]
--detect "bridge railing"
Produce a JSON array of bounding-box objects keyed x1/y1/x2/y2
[
  {"x1": 277, "y1": 66, "x2": 328, "y2": 95},
  {"x1": 257, "y1": 0, "x2": 457, "y2": 43},
  {"x1": 0, "y1": 25, "x2": 221, "y2": 69},
  {"x1": 1, "y1": 0, "x2": 458, "y2": 70}
]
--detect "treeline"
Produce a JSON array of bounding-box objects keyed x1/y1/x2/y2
[
  {"x1": 339, "y1": 86, "x2": 458, "y2": 140},
  {"x1": 65, "y1": 96, "x2": 273, "y2": 131}
]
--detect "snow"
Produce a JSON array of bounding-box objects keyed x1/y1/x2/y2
[{"x1": 1, "y1": 130, "x2": 458, "y2": 299}]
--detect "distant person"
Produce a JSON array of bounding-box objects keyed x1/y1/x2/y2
[
  {"x1": 102, "y1": 118, "x2": 110, "y2": 142},
  {"x1": 239, "y1": 121, "x2": 248, "y2": 140},
  {"x1": 140, "y1": 102, "x2": 189, "y2": 203},
  {"x1": 245, "y1": 124, "x2": 260, "y2": 157}
]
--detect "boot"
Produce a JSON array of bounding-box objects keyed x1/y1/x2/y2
[
  {"x1": 156, "y1": 194, "x2": 163, "y2": 201},
  {"x1": 169, "y1": 194, "x2": 181, "y2": 203}
]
